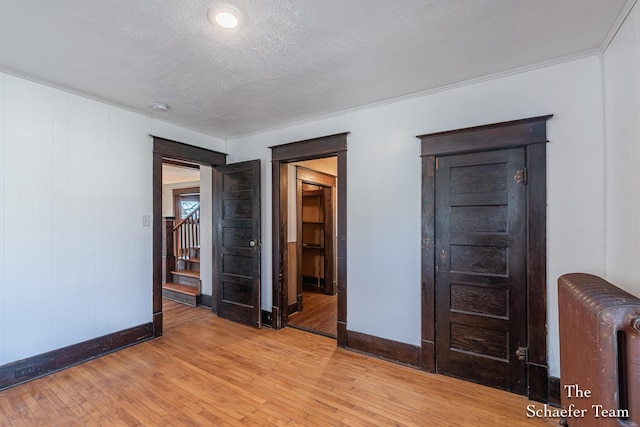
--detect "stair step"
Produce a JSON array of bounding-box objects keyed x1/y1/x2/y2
[
  {"x1": 162, "y1": 283, "x2": 200, "y2": 296},
  {"x1": 162, "y1": 283, "x2": 199, "y2": 307},
  {"x1": 178, "y1": 257, "x2": 200, "y2": 263},
  {"x1": 171, "y1": 269, "x2": 200, "y2": 279}
]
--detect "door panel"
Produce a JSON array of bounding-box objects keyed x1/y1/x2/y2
[
  {"x1": 216, "y1": 160, "x2": 261, "y2": 328},
  {"x1": 435, "y1": 148, "x2": 527, "y2": 394}
]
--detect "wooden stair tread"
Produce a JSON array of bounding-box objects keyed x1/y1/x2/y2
[
  {"x1": 178, "y1": 257, "x2": 200, "y2": 263},
  {"x1": 162, "y1": 283, "x2": 200, "y2": 296},
  {"x1": 171, "y1": 269, "x2": 200, "y2": 279}
]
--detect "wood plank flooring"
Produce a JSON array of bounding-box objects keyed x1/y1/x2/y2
[
  {"x1": 0, "y1": 300, "x2": 558, "y2": 426},
  {"x1": 288, "y1": 291, "x2": 337, "y2": 337}
]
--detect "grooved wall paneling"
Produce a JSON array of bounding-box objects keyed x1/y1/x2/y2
[
  {"x1": 0, "y1": 71, "x2": 225, "y2": 366},
  {"x1": 604, "y1": 2, "x2": 640, "y2": 297}
]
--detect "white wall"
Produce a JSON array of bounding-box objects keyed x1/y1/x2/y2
[
  {"x1": 162, "y1": 180, "x2": 200, "y2": 217},
  {"x1": 4, "y1": 37, "x2": 634, "y2": 380},
  {"x1": 200, "y1": 166, "x2": 213, "y2": 297},
  {"x1": 228, "y1": 55, "x2": 607, "y2": 378},
  {"x1": 0, "y1": 71, "x2": 225, "y2": 366},
  {"x1": 604, "y1": 2, "x2": 640, "y2": 297}
]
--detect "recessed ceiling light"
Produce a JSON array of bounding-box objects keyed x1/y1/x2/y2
[
  {"x1": 208, "y1": 4, "x2": 243, "y2": 29},
  {"x1": 151, "y1": 102, "x2": 169, "y2": 112}
]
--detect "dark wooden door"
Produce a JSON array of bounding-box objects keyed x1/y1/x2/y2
[
  {"x1": 215, "y1": 160, "x2": 261, "y2": 328},
  {"x1": 435, "y1": 147, "x2": 527, "y2": 394}
]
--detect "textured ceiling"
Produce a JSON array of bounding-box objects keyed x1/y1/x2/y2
[{"x1": 0, "y1": 0, "x2": 631, "y2": 139}]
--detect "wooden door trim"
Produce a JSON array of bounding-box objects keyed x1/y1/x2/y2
[
  {"x1": 417, "y1": 115, "x2": 551, "y2": 402},
  {"x1": 152, "y1": 137, "x2": 227, "y2": 338},
  {"x1": 271, "y1": 133, "x2": 348, "y2": 347},
  {"x1": 270, "y1": 133, "x2": 348, "y2": 161},
  {"x1": 296, "y1": 166, "x2": 337, "y2": 187},
  {"x1": 153, "y1": 136, "x2": 227, "y2": 165},
  {"x1": 417, "y1": 115, "x2": 553, "y2": 156}
]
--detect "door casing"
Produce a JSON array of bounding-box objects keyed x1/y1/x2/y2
[
  {"x1": 152, "y1": 136, "x2": 227, "y2": 336},
  {"x1": 270, "y1": 133, "x2": 348, "y2": 347},
  {"x1": 417, "y1": 115, "x2": 552, "y2": 401}
]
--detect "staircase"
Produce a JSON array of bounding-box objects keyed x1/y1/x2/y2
[
  {"x1": 162, "y1": 247, "x2": 201, "y2": 307},
  {"x1": 162, "y1": 205, "x2": 201, "y2": 307}
]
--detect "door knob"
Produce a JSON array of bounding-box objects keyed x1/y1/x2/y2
[{"x1": 249, "y1": 240, "x2": 260, "y2": 247}]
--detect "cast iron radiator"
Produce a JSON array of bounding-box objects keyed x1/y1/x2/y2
[{"x1": 558, "y1": 273, "x2": 640, "y2": 426}]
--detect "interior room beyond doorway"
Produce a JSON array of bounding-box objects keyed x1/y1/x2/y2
[
  {"x1": 287, "y1": 157, "x2": 338, "y2": 338},
  {"x1": 160, "y1": 161, "x2": 212, "y2": 309}
]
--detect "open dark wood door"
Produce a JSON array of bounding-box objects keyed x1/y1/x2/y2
[
  {"x1": 435, "y1": 147, "x2": 527, "y2": 394},
  {"x1": 215, "y1": 160, "x2": 261, "y2": 328}
]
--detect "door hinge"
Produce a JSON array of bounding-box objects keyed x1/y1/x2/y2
[
  {"x1": 514, "y1": 168, "x2": 527, "y2": 185},
  {"x1": 516, "y1": 346, "x2": 528, "y2": 362}
]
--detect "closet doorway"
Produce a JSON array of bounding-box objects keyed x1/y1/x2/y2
[
  {"x1": 270, "y1": 133, "x2": 348, "y2": 346},
  {"x1": 288, "y1": 162, "x2": 337, "y2": 337}
]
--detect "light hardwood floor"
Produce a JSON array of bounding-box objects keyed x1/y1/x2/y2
[
  {"x1": 288, "y1": 291, "x2": 337, "y2": 337},
  {"x1": 0, "y1": 300, "x2": 558, "y2": 426}
]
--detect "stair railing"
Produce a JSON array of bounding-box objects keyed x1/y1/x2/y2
[{"x1": 173, "y1": 204, "x2": 200, "y2": 260}]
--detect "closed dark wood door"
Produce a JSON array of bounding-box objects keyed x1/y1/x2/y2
[
  {"x1": 216, "y1": 160, "x2": 261, "y2": 328},
  {"x1": 435, "y1": 148, "x2": 527, "y2": 394}
]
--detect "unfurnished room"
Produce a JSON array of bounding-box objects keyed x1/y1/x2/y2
[{"x1": 1, "y1": 1, "x2": 639, "y2": 426}]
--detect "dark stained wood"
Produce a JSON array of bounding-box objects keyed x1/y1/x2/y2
[
  {"x1": 346, "y1": 330, "x2": 421, "y2": 368},
  {"x1": 215, "y1": 160, "x2": 261, "y2": 328},
  {"x1": 527, "y1": 142, "x2": 548, "y2": 403},
  {"x1": 210, "y1": 168, "x2": 219, "y2": 315},
  {"x1": 336, "y1": 150, "x2": 347, "y2": 348},
  {"x1": 153, "y1": 136, "x2": 227, "y2": 165},
  {"x1": 270, "y1": 133, "x2": 348, "y2": 351},
  {"x1": 436, "y1": 148, "x2": 527, "y2": 394},
  {"x1": 418, "y1": 115, "x2": 552, "y2": 156},
  {"x1": 529, "y1": 363, "x2": 549, "y2": 404},
  {"x1": 0, "y1": 299, "x2": 558, "y2": 426},
  {"x1": 418, "y1": 115, "x2": 551, "y2": 399},
  {"x1": 271, "y1": 161, "x2": 286, "y2": 329},
  {"x1": 152, "y1": 152, "x2": 164, "y2": 337},
  {"x1": 162, "y1": 217, "x2": 175, "y2": 285},
  {"x1": 548, "y1": 376, "x2": 561, "y2": 407},
  {"x1": 0, "y1": 323, "x2": 153, "y2": 390},
  {"x1": 421, "y1": 155, "x2": 436, "y2": 372},
  {"x1": 296, "y1": 179, "x2": 303, "y2": 311},
  {"x1": 200, "y1": 294, "x2": 213, "y2": 309},
  {"x1": 270, "y1": 132, "x2": 348, "y2": 162},
  {"x1": 261, "y1": 309, "x2": 272, "y2": 327},
  {"x1": 322, "y1": 187, "x2": 334, "y2": 294},
  {"x1": 153, "y1": 136, "x2": 227, "y2": 334}
]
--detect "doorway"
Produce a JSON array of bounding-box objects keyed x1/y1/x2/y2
[
  {"x1": 418, "y1": 116, "x2": 551, "y2": 401},
  {"x1": 161, "y1": 162, "x2": 203, "y2": 308},
  {"x1": 270, "y1": 133, "x2": 348, "y2": 347},
  {"x1": 288, "y1": 162, "x2": 338, "y2": 338},
  {"x1": 152, "y1": 137, "x2": 262, "y2": 336}
]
